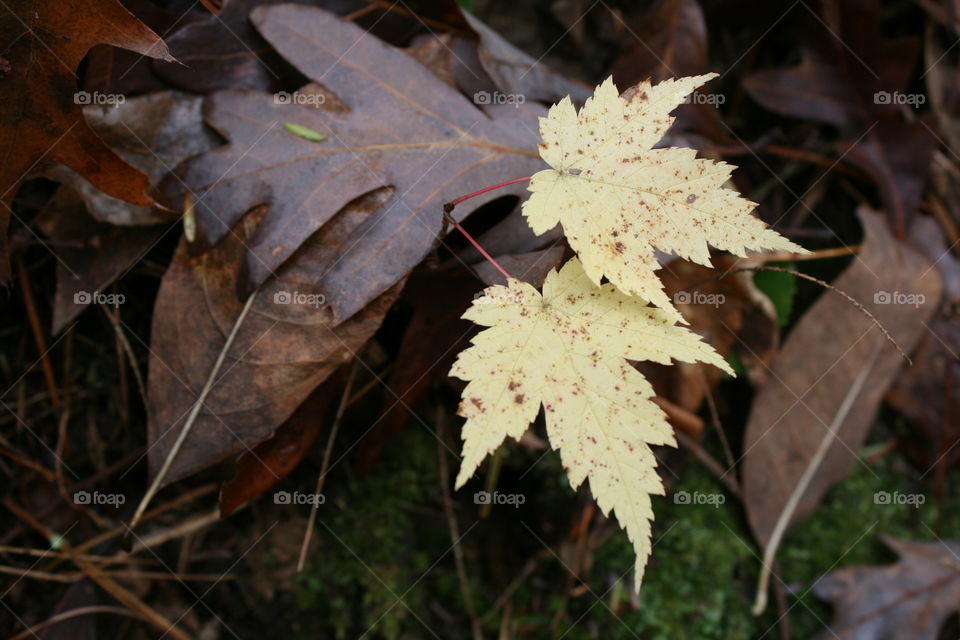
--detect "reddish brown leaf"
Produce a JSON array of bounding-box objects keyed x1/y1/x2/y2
[
  {"x1": 608, "y1": 0, "x2": 723, "y2": 141},
  {"x1": 164, "y1": 4, "x2": 544, "y2": 323},
  {"x1": 0, "y1": 0, "x2": 175, "y2": 282},
  {"x1": 742, "y1": 208, "x2": 943, "y2": 548},
  {"x1": 812, "y1": 537, "x2": 960, "y2": 640},
  {"x1": 355, "y1": 269, "x2": 475, "y2": 473},
  {"x1": 219, "y1": 379, "x2": 339, "y2": 516},
  {"x1": 45, "y1": 91, "x2": 220, "y2": 227},
  {"x1": 742, "y1": 0, "x2": 932, "y2": 232}
]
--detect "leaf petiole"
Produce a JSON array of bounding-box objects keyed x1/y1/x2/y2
[{"x1": 441, "y1": 175, "x2": 532, "y2": 283}]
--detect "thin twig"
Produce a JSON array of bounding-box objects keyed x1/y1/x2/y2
[
  {"x1": 15, "y1": 257, "x2": 59, "y2": 406},
  {"x1": 730, "y1": 266, "x2": 910, "y2": 364},
  {"x1": 674, "y1": 430, "x2": 741, "y2": 499},
  {"x1": 436, "y1": 406, "x2": 483, "y2": 640},
  {"x1": 297, "y1": 360, "x2": 360, "y2": 571},
  {"x1": 3, "y1": 498, "x2": 192, "y2": 640},
  {"x1": 100, "y1": 304, "x2": 147, "y2": 407},
  {"x1": 124, "y1": 289, "x2": 259, "y2": 547},
  {"x1": 6, "y1": 606, "x2": 149, "y2": 640},
  {"x1": 699, "y1": 369, "x2": 736, "y2": 472}
]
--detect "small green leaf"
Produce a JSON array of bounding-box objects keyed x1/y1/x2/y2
[
  {"x1": 754, "y1": 262, "x2": 797, "y2": 327},
  {"x1": 283, "y1": 121, "x2": 326, "y2": 142}
]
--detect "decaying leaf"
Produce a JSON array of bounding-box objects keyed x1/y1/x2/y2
[
  {"x1": 812, "y1": 537, "x2": 960, "y2": 640},
  {"x1": 0, "y1": 0, "x2": 175, "y2": 282},
  {"x1": 45, "y1": 91, "x2": 220, "y2": 227},
  {"x1": 219, "y1": 379, "x2": 338, "y2": 516},
  {"x1": 34, "y1": 185, "x2": 165, "y2": 334},
  {"x1": 166, "y1": 4, "x2": 544, "y2": 323},
  {"x1": 742, "y1": 208, "x2": 943, "y2": 548},
  {"x1": 452, "y1": 257, "x2": 732, "y2": 589},
  {"x1": 148, "y1": 191, "x2": 403, "y2": 485},
  {"x1": 522, "y1": 74, "x2": 804, "y2": 321}
]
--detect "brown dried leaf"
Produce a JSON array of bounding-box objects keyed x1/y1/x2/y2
[
  {"x1": 148, "y1": 193, "x2": 403, "y2": 484},
  {"x1": 165, "y1": 4, "x2": 544, "y2": 323},
  {"x1": 742, "y1": 207, "x2": 943, "y2": 548},
  {"x1": 812, "y1": 537, "x2": 960, "y2": 640},
  {"x1": 219, "y1": 380, "x2": 339, "y2": 516}
]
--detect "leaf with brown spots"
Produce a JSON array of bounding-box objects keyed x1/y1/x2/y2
[
  {"x1": 451, "y1": 257, "x2": 732, "y2": 590},
  {"x1": 522, "y1": 75, "x2": 805, "y2": 322}
]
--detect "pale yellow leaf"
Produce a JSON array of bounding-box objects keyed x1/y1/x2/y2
[
  {"x1": 451, "y1": 257, "x2": 733, "y2": 590},
  {"x1": 523, "y1": 74, "x2": 807, "y2": 322}
]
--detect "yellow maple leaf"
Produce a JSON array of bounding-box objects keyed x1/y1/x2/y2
[
  {"x1": 522, "y1": 73, "x2": 806, "y2": 322},
  {"x1": 452, "y1": 257, "x2": 733, "y2": 590}
]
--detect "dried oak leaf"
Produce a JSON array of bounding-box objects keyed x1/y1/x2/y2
[
  {"x1": 148, "y1": 192, "x2": 403, "y2": 485},
  {"x1": 522, "y1": 74, "x2": 804, "y2": 322},
  {"x1": 812, "y1": 537, "x2": 960, "y2": 640},
  {"x1": 452, "y1": 257, "x2": 732, "y2": 590},
  {"x1": 166, "y1": 4, "x2": 544, "y2": 323},
  {"x1": 0, "y1": 0, "x2": 175, "y2": 282}
]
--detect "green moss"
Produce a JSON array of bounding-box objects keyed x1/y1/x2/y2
[
  {"x1": 778, "y1": 454, "x2": 958, "y2": 638},
  {"x1": 567, "y1": 466, "x2": 756, "y2": 639},
  {"x1": 556, "y1": 453, "x2": 959, "y2": 639},
  {"x1": 293, "y1": 426, "x2": 441, "y2": 640},
  {"x1": 286, "y1": 419, "x2": 958, "y2": 639}
]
